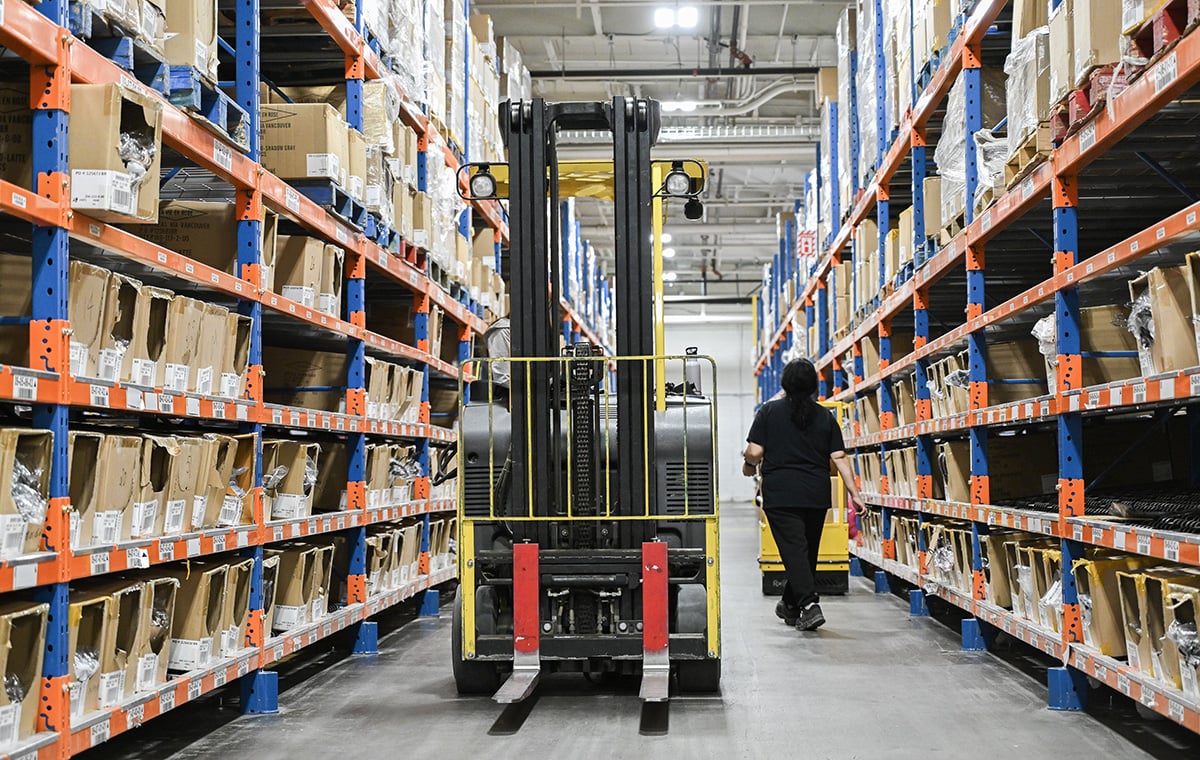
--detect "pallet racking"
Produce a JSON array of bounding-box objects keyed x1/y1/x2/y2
[
  {"x1": 755, "y1": 0, "x2": 1200, "y2": 732},
  {"x1": 0, "y1": 0, "x2": 516, "y2": 754}
]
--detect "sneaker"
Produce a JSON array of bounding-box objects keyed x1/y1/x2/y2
[
  {"x1": 795, "y1": 603, "x2": 826, "y2": 632},
  {"x1": 775, "y1": 600, "x2": 801, "y2": 626}
]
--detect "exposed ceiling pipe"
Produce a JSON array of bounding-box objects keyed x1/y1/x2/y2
[
  {"x1": 725, "y1": 4, "x2": 741, "y2": 100},
  {"x1": 682, "y1": 79, "x2": 811, "y2": 116},
  {"x1": 529, "y1": 65, "x2": 820, "y2": 79}
]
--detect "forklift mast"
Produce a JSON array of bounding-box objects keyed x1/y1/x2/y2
[{"x1": 504, "y1": 98, "x2": 658, "y2": 528}]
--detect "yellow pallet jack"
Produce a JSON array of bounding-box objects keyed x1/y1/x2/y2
[{"x1": 757, "y1": 401, "x2": 851, "y2": 596}]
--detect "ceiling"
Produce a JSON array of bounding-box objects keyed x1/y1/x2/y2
[{"x1": 474, "y1": 0, "x2": 850, "y2": 311}]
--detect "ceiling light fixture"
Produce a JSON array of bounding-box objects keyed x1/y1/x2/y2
[
  {"x1": 661, "y1": 101, "x2": 698, "y2": 112},
  {"x1": 662, "y1": 247, "x2": 676, "y2": 259},
  {"x1": 676, "y1": 5, "x2": 699, "y2": 28},
  {"x1": 663, "y1": 271, "x2": 678, "y2": 282},
  {"x1": 661, "y1": 233, "x2": 673, "y2": 243},
  {"x1": 654, "y1": 7, "x2": 675, "y2": 28}
]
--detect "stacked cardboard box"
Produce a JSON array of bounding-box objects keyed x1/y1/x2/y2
[
  {"x1": 1127, "y1": 256, "x2": 1200, "y2": 376},
  {"x1": 1032, "y1": 304, "x2": 1140, "y2": 389},
  {"x1": 261, "y1": 346, "x2": 424, "y2": 423},
  {"x1": 68, "y1": 431, "x2": 258, "y2": 549},
  {"x1": 0, "y1": 428, "x2": 52, "y2": 561}
]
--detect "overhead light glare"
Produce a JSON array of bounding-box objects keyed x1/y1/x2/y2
[
  {"x1": 654, "y1": 7, "x2": 675, "y2": 28},
  {"x1": 662, "y1": 247, "x2": 676, "y2": 259},
  {"x1": 661, "y1": 233, "x2": 673, "y2": 243},
  {"x1": 676, "y1": 5, "x2": 699, "y2": 28},
  {"x1": 662, "y1": 100, "x2": 698, "y2": 112},
  {"x1": 663, "y1": 271, "x2": 678, "y2": 282}
]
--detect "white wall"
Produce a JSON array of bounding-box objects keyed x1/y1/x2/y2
[{"x1": 664, "y1": 321, "x2": 757, "y2": 504}]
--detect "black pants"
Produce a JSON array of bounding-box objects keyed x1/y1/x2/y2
[{"x1": 764, "y1": 507, "x2": 829, "y2": 608}]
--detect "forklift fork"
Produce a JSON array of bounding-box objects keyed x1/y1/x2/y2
[
  {"x1": 639, "y1": 541, "x2": 670, "y2": 702},
  {"x1": 494, "y1": 542, "x2": 542, "y2": 704}
]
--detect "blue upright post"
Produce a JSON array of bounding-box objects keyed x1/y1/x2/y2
[
  {"x1": 912, "y1": 128, "x2": 927, "y2": 269},
  {"x1": 828, "y1": 102, "x2": 841, "y2": 246},
  {"x1": 909, "y1": 589, "x2": 929, "y2": 616},
  {"x1": 30, "y1": 0, "x2": 73, "y2": 732},
  {"x1": 874, "y1": 570, "x2": 891, "y2": 594}
]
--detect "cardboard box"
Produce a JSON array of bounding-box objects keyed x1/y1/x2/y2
[
  {"x1": 220, "y1": 558, "x2": 255, "y2": 657},
  {"x1": 68, "y1": 432, "x2": 103, "y2": 552},
  {"x1": 139, "y1": 0, "x2": 167, "y2": 57},
  {"x1": 411, "y1": 191, "x2": 434, "y2": 249},
  {"x1": 261, "y1": 554, "x2": 280, "y2": 633},
  {"x1": 221, "y1": 312, "x2": 253, "y2": 399},
  {"x1": 308, "y1": 543, "x2": 335, "y2": 620},
  {"x1": 319, "y1": 245, "x2": 344, "y2": 318},
  {"x1": 262, "y1": 346, "x2": 351, "y2": 412},
  {"x1": 163, "y1": 296, "x2": 207, "y2": 393},
  {"x1": 274, "y1": 235, "x2": 323, "y2": 308},
  {"x1": 163, "y1": 0, "x2": 218, "y2": 81},
  {"x1": 193, "y1": 433, "x2": 256, "y2": 529},
  {"x1": 69, "y1": 261, "x2": 111, "y2": 379},
  {"x1": 260, "y1": 103, "x2": 349, "y2": 183},
  {"x1": 68, "y1": 590, "x2": 110, "y2": 720},
  {"x1": 1118, "y1": 568, "x2": 1200, "y2": 679},
  {"x1": 158, "y1": 436, "x2": 205, "y2": 538},
  {"x1": 1049, "y1": 0, "x2": 1075, "y2": 105},
  {"x1": 1042, "y1": 304, "x2": 1140, "y2": 389},
  {"x1": 96, "y1": 581, "x2": 145, "y2": 705},
  {"x1": 1074, "y1": 553, "x2": 1160, "y2": 656},
  {"x1": 275, "y1": 81, "x2": 397, "y2": 155},
  {"x1": 129, "y1": 435, "x2": 177, "y2": 540},
  {"x1": 122, "y1": 283, "x2": 173, "y2": 388},
  {"x1": 268, "y1": 546, "x2": 318, "y2": 631},
  {"x1": 311, "y1": 442, "x2": 347, "y2": 512},
  {"x1": 1124, "y1": 0, "x2": 1168, "y2": 32},
  {"x1": 0, "y1": 601, "x2": 47, "y2": 745},
  {"x1": 195, "y1": 303, "x2": 229, "y2": 397},
  {"x1": 1074, "y1": 0, "x2": 1123, "y2": 86},
  {"x1": 0, "y1": 429, "x2": 52, "y2": 559},
  {"x1": 347, "y1": 127, "x2": 367, "y2": 202},
  {"x1": 1129, "y1": 263, "x2": 1199, "y2": 374},
  {"x1": 1012, "y1": 0, "x2": 1048, "y2": 40},
  {"x1": 69, "y1": 84, "x2": 163, "y2": 222},
  {"x1": 133, "y1": 201, "x2": 278, "y2": 291},
  {"x1": 164, "y1": 563, "x2": 226, "y2": 671},
  {"x1": 263, "y1": 440, "x2": 321, "y2": 521},
  {"x1": 984, "y1": 339, "x2": 1048, "y2": 405},
  {"x1": 923, "y1": 175, "x2": 942, "y2": 234},
  {"x1": 0, "y1": 83, "x2": 33, "y2": 191},
  {"x1": 86, "y1": 435, "x2": 141, "y2": 547},
  {"x1": 137, "y1": 577, "x2": 178, "y2": 691}
]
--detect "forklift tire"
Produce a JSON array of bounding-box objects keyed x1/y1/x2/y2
[
  {"x1": 675, "y1": 584, "x2": 708, "y2": 634},
  {"x1": 676, "y1": 659, "x2": 721, "y2": 693},
  {"x1": 452, "y1": 591, "x2": 502, "y2": 695}
]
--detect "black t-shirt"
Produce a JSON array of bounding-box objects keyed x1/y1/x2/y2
[{"x1": 747, "y1": 399, "x2": 844, "y2": 509}]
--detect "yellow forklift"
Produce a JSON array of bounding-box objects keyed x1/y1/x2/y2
[
  {"x1": 758, "y1": 401, "x2": 851, "y2": 596},
  {"x1": 453, "y1": 98, "x2": 720, "y2": 703}
]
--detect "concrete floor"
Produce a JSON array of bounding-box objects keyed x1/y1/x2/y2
[{"x1": 89, "y1": 501, "x2": 1200, "y2": 759}]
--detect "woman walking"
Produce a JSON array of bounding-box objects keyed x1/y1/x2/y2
[{"x1": 743, "y1": 358, "x2": 866, "y2": 631}]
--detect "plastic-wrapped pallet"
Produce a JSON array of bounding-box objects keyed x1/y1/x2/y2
[
  {"x1": 932, "y1": 69, "x2": 1007, "y2": 227},
  {"x1": 855, "y1": 0, "x2": 879, "y2": 188},
  {"x1": 885, "y1": 0, "x2": 910, "y2": 129},
  {"x1": 836, "y1": 8, "x2": 858, "y2": 220},
  {"x1": 818, "y1": 101, "x2": 834, "y2": 243},
  {"x1": 1005, "y1": 27, "x2": 1051, "y2": 157},
  {"x1": 424, "y1": 0, "x2": 446, "y2": 120},
  {"x1": 388, "y1": 0, "x2": 423, "y2": 99},
  {"x1": 444, "y1": 0, "x2": 466, "y2": 148},
  {"x1": 971, "y1": 125, "x2": 1007, "y2": 214}
]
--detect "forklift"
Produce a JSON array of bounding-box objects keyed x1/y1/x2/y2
[{"x1": 452, "y1": 98, "x2": 720, "y2": 703}]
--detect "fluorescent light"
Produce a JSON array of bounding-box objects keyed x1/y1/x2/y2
[
  {"x1": 663, "y1": 271, "x2": 678, "y2": 282},
  {"x1": 654, "y1": 7, "x2": 675, "y2": 28},
  {"x1": 661, "y1": 233, "x2": 673, "y2": 243},
  {"x1": 662, "y1": 247, "x2": 676, "y2": 258},
  {"x1": 662, "y1": 100, "x2": 697, "y2": 112},
  {"x1": 676, "y1": 5, "x2": 698, "y2": 28}
]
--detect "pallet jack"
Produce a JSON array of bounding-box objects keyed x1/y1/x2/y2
[
  {"x1": 452, "y1": 98, "x2": 720, "y2": 704},
  {"x1": 758, "y1": 401, "x2": 852, "y2": 596}
]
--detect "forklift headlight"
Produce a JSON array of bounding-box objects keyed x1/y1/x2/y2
[
  {"x1": 470, "y1": 166, "x2": 499, "y2": 199},
  {"x1": 664, "y1": 163, "x2": 692, "y2": 197}
]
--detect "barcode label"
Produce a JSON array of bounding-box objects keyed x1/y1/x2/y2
[
  {"x1": 91, "y1": 551, "x2": 110, "y2": 575},
  {"x1": 213, "y1": 139, "x2": 233, "y2": 172},
  {"x1": 1133, "y1": 383, "x2": 1146, "y2": 404},
  {"x1": 159, "y1": 541, "x2": 175, "y2": 562},
  {"x1": 1165, "y1": 539, "x2": 1180, "y2": 562},
  {"x1": 98, "y1": 671, "x2": 123, "y2": 708},
  {"x1": 237, "y1": 658, "x2": 249, "y2": 677},
  {"x1": 164, "y1": 499, "x2": 186, "y2": 535},
  {"x1": 91, "y1": 384, "x2": 109, "y2": 407},
  {"x1": 212, "y1": 533, "x2": 226, "y2": 553},
  {"x1": 11, "y1": 374, "x2": 36, "y2": 403},
  {"x1": 0, "y1": 703, "x2": 18, "y2": 746},
  {"x1": 126, "y1": 702, "x2": 144, "y2": 727},
  {"x1": 1192, "y1": 374, "x2": 1200, "y2": 396},
  {"x1": 91, "y1": 718, "x2": 110, "y2": 746},
  {"x1": 212, "y1": 401, "x2": 226, "y2": 419},
  {"x1": 286, "y1": 188, "x2": 300, "y2": 212},
  {"x1": 159, "y1": 393, "x2": 176, "y2": 414},
  {"x1": 188, "y1": 680, "x2": 202, "y2": 701},
  {"x1": 159, "y1": 689, "x2": 175, "y2": 713},
  {"x1": 0, "y1": 514, "x2": 25, "y2": 559},
  {"x1": 213, "y1": 669, "x2": 226, "y2": 688},
  {"x1": 1138, "y1": 534, "x2": 1152, "y2": 555},
  {"x1": 133, "y1": 357, "x2": 157, "y2": 387},
  {"x1": 1073, "y1": 524, "x2": 1083, "y2": 541},
  {"x1": 136, "y1": 653, "x2": 157, "y2": 691},
  {"x1": 1080, "y1": 123, "x2": 1096, "y2": 152},
  {"x1": 219, "y1": 496, "x2": 241, "y2": 526},
  {"x1": 1155, "y1": 52, "x2": 1178, "y2": 94},
  {"x1": 220, "y1": 373, "x2": 240, "y2": 399},
  {"x1": 1169, "y1": 700, "x2": 1185, "y2": 722},
  {"x1": 126, "y1": 547, "x2": 150, "y2": 569}
]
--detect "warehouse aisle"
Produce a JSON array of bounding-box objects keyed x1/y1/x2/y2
[{"x1": 94, "y1": 502, "x2": 1194, "y2": 760}]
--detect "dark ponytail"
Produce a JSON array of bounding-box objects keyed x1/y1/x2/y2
[{"x1": 781, "y1": 358, "x2": 819, "y2": 429}]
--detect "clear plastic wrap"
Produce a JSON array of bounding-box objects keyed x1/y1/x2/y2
[
  {"x1": 1032, "y1": 313, "x2": 1057, "y2": 365},
  {"x1": 972, "y1": 125, "x2": 1008, "y2": 213},
  {"x1": 1016, "y1": 565, "x2": 1034, "y2": 615},
  {"x1": 1038, "y1": 578, "x2": 1062, "y2": 623},
  {"x1": 261, "y1": 464, "x2": 288, "y2": 494},
  {"x1": 931, "y1": 538, "x2": 955, "y2": 573},
  {"x1": 933, "y1": 70, "x2": 1008, "y2": 225},
  {"x1": 1078, "y1": 592, "x2": 1094, "y2": 644},
  {"x1": 5, "y1": 672, "x2": 26, "y2": 704},
  {"x1": 303, "y1": 455, "x2": 318, "y2": 495},
  {"x1": 1004, "y1": 27, "x2": 1050, "y2": 156},
  {"x1": 855, "y1": 0, "x2": 878, "y2": 187},
  {"x1": 1128, "y1": 289, "x2": 1155, "y2": 349},
  {"x1": 73, "y1": 649, "x2": 100, "y2": 689},
  {"x1": 837, "y1": 8, "x2": 858, "y2": 220},
  {"x1": 119, "y1": 130, "x2": 157, "y2": 185},
  {"x1": 423, "y1": 0, "x2": 446, "y2": 117},
  {"x1": 944, "y1": 369, "x2": 969, "y2": 389},
  {"x1": 148, "y1": 601, "x2": 170, "y2": 651},
  {"x1": 229, "y1": 465, "x2": 249, "y2": 499},
  {"x1": 11, "y1": 456, "x2": 47, "y2": 528},
  {"x1": 1169, "y1": 619, "x2": 1200, "y2": 666}
]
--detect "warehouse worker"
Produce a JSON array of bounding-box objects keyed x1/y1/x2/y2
[{"x1": 743, "y1": 358, "x2": 866, "y2": 631}]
